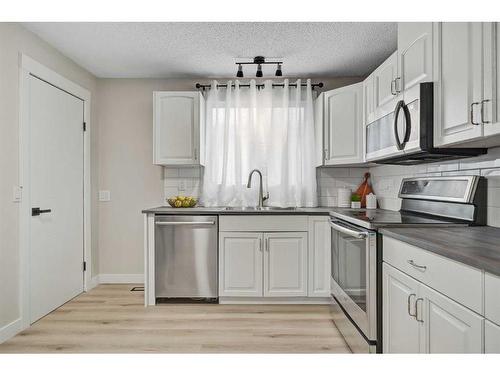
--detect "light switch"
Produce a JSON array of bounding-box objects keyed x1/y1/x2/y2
[
  {"x1": 99, "y1": 190, "x2": 111, "y2": 202},
  {"x1": 178, "y1": 181, "x2": 186, "y2": 191},
  {"x1": 13, "y1": 185, "x2": 22, "y2": 202}
]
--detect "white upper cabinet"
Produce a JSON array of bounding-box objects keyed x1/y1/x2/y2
[
  {"x1": 323, "y1": 83, "x2": 364, "y2": 165},
  {"x1": 153, "y1": 91, "x2": 205, "y2": 165},
  {"x1": 483, "y1": 23, "x2": 500, "y2": 139},
  {"x1": 374, "y1": 51, "x2": 398, "y2": 120},
  {"x1": 433, "y1": 23, "x2": 485, "y2": 146},
  {"x1": 397, "y1": 22, "x2": 434, "y2": 103},
  {"x1": 363, "y1": 74, "x2": 376, "y2": 126}
]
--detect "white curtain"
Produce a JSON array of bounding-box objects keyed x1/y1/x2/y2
[{"x1": 202, "y1": 79, "x2": 317, "y2": 208}]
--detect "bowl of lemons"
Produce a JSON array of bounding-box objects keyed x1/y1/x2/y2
[{"x1": 167, "y1": 196, "x2": 197, "y2": 208}]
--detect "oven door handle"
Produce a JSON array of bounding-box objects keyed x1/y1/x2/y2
[{"x1": 328, "y1": 219, "x2": 368, "y2": 239}]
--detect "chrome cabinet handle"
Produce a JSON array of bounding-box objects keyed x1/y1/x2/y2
[
  {"x1": 470, "y1": 102, "x2": 481, "y2": 125},
  {"x1": 259, "y1": 238, "x2": 263, "y2": 252},
  {"x1": 324, "y1": 148, "x2": 329, "y2": 161},
  {"x1": 407, "y1": 260, "x2": 427, "y2": 271},
  {"x1": 415, "y1": 298, "x2": 424, "y2": 323},
  {"x1": 407, "y1": 293, "x2": 417, "y2": 318},
  {"x1": 395, "y1": 77, "x2": 402, "y2": 93},
  {"x1": 265, "y1": 238, "x2": 269, "y2": 251},
  {"x1": 390, "y1": 79, "x2": 396, "y2": 96},
  {"x1": 194, "y1": 148, "x2": 198, "y2": 160},
  {"x1": 481, "y1": 99, "x2": 491, "y2": 124}
]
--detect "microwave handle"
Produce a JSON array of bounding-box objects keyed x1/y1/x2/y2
[
  {"x1": 328, "y1": 219, "x2": 368, "y2": 239},
  {"x1": 394, "y1": 100, "x2": 411, "y2": 150}
]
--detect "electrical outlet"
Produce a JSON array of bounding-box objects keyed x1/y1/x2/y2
[
  {"x1": 178, "y1": 180, "x2": 186, "y2": 191},
  {"x1": 13, "y1": 185, "x2": 22, "y2": 202}
]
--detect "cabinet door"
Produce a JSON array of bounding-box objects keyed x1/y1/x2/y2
[
  {"x1": 219, "y1": 232, "x2": 263, "y2": 297},
  {"x1": 397, "y1": 22, "x2": 433, "y2": 103},
  {"x1": 382, "y1": 263, "x2": 421, "y2": 353},
  {"x1": 434, "y1": 23, "x2": 484, "y2": 146},
  {"x1": 483, "y1": 22, "x2": 500, "y2": 138},
  {"x1": 314, "y1": 93, "x2": 325, "y2": 166},
  {"x1": 323, "y1": 83, "x2": 364, "y2": 165},
  {"x1": 307, "y1": 216, "x2": 331, "y2": 297},
  {"x1": 264, "y1": 232, "x2": 307, "y2": 297},
  {"x1": 153, "y1": 91, "x2": 201, "y2": 165},
  {"x1": 374, "y1": 51, "x2": 398, "y2": 120},
  {"x1": 419, "y1": 283, "x2": 483, "y2": 353},
  {"x1": 485, "y1": 320, "x2": 500, "y2": 353},
  {"x1": 363, "y1": 74, "x2": 376, "y2": 126}
]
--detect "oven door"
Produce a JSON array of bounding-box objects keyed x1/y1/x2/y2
[{"x1": 329, "y1": 218, "x2": 377, "y2": 342}]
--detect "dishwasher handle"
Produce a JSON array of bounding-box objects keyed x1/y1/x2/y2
[{"x1": 156, "y1": 221, "x2": 216, "y2": 226}]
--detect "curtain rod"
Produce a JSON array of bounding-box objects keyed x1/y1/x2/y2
[{"x1": 195, "y1": 82, "x2": 324, "y2": 90}]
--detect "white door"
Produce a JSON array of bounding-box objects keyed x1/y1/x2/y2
[
  {"x1": 29, "y1": 75, "x2": 84, "y2": 323},
  {"x1": 382, "y1": 263, "x2": 421, "y2": 353},
  {"x1": 307, "y1": 216, "x2": 331, "y2": 297},
  {"x1": 419, "y1": 283, "x2": 483, "y2": 353},
  {"x1": 153, "y1": 91, "x2": 201, "y2": 165},
  {"x1": 397, "y1": 22, "x2": 433, "y2": 103},
  {"x1": 374, "y1": 51, "x2": 398, "y2": 120},
  {"x1": 434, "y1": 22, "x2": 484, "y2": 146},
  {"x1": 323, "y1": 83, "x2": 364, "y2": 165},
  {"x1": 264, "y1": 232, "x2": 307, "y2": 297},
  {"x1": 219, "y1": 232, "x2": 263, "y2": 297}
]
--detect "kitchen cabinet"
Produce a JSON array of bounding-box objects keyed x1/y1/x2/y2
[
  {"x1": 433, "y1": 23, "x2": 485, "y2": 147},
  {"x1": 383, "y1": 263, "x2": 421, "y2": 353},
  {"x1": 307, "y1": 216, "x2": 331, "y2": 297},
  {"x1": 383, "y1": 262, "x2": 483, "y2": 353},
  {"x1": 420, "y1": 282, "x2": 483, "y2": 353},
  {"x1": 363, "y1": 74, "x2": 376, "y2": 125},
  {"x1": 323, "y1": 83, "x2": 364, "y2": 165},
  {"x1": 153, "y1": 91, "x2": 205, "y2": 165},
  {"x1": 219, "y1": 230, "x2": 308, "y2": 298},
  {"x1": 397, "y1": 22, "x2": 433, "y2": 103},
  {"x1": 373, "y1": 51, "x2": 398, "y2": 120},
  {"x1": 483, "y1": 23, "x2": 500, "y2": 139},
  {"x1": 264, "y1": 232, "x2": 307, "y2": 297},
  {"x1": 219, "y1": 232, "x2": 263, "y2": 297},
  {"x1": 485, "y1": 320, "x2": 500, "y2": 353}
]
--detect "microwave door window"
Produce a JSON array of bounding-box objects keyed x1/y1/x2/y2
[{"x1": 335, "y1": 232, "x2": 367, "y2": 312}]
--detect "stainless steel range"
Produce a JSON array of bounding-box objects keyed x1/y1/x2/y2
[{"x1": 328, "y1": 176, "x2": 486, "y2": 353}]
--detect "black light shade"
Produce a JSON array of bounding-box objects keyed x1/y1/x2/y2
[
  {"x1": 236, "y1": 64, "x2": 244, "y2": 78},
  {"x1": 275, "y1": 63, "x2": 282, "y2": 76},
  {"x1": 256, "y1": 64, "x2": 263, "y2": 78}
]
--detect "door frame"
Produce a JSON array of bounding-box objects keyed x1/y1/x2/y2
[{"x1": 18, "y1": 54, "x2": 92, "y2": 329}]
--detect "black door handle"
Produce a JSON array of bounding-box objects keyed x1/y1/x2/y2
[
  {"x1": 394, "y1": 100, "x2": 411, "y2": 151},
  {"x1": 32, "y1": 207, "x2": 52, "y2": 216}
]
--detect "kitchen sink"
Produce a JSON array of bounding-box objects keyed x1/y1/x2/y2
[{"x1": 224, "y1": 206, "x2": 297, "y2": 211}]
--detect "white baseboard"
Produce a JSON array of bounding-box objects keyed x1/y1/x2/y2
[
  {"x1": 218, "y1": 297, "x2": 330, "y2": 305},
  {"x1": 86, "y1": 275, "x2": 100, "y2": 291},
  {"x1": 98, "y1": 274, "x2": 144, "y2": 284},
  {"x1": 0, "y1": 318, "x2": 22, "y2": 344}
]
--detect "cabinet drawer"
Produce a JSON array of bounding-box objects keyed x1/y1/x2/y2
[
  {"x1": 383, "y1": 236, "x2": 483, "y2": 314},
  {"x1": 485, "y1": 273, "x2": 500, "y2": 325},
  {"x1": 219, "y1": 215, "x2": 308, "y2": 232},
  {"x1": 485, "y1": 319, "x2": 500, "y2": 353}
]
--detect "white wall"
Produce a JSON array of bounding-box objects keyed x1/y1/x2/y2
[
  {"x1": 0, "y1": 23, "x2": 98, "y2": 338},
  {"x1": 369, "y1": 147, "x2": 500, "y2": 227}
]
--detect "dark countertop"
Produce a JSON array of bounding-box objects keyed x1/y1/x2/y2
[
  {"x1": 380, "y1": 227, "x2": 500, "y2": 277},
  {"x1": 142, "y1": 206, "x2": 334, "y2": 215}
]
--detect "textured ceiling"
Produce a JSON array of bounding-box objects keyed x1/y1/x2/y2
[{"x1": 23, "y1": 22, "x2": 397, "y2": 78}]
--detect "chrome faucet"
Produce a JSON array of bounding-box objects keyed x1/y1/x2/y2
[{"x1": 247, "y1": 169, "x2": 269, "y2": 208}]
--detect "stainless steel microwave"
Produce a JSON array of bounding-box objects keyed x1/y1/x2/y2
[{"x1": 365, "y1": 82, "x2": 486, "y2": 165}]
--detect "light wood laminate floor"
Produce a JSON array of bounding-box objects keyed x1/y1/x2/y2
[{"x1": 0, "y1": 284, "x2": 350, "y2": 353}]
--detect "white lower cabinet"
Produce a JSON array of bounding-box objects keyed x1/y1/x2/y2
[
  {"x1": 264, "y1": 232, "x2": 307, "y2": 297},
  {"x1": 307, "y1": 216, "x2": 331, "y2": 297},
  {"x1": 420, "y1": 283, "x2": 483, "y2": 353},
  {"x1": 383, "y1": 262, "x2": 483, "y2": 353},
  {"x1": 383, "y1": 263, "x2": 421, "y2": 353},
  {"x1": 219, "y1": 231, "x2": 308, "y2": 298},
  {"x1": 485, "y1": 320, "x2": 500, "y2": 353},
  {"x1": 219, "y1": 232, "x2": 263, "y2": 297}
]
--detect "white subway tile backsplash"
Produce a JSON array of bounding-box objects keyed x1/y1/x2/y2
[
  {"x1": 164, "y1": 168, "x2": 179, "y2": 177},
  {"x1": 179, "y1": 167, "x2": 201, "y2": 178}
]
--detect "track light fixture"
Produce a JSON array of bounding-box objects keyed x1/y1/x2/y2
[
  {"x1": 235, "y1": 56, "x2": 283, "y2": 78},
  {"x1": 275, "y1": 63, "x2": 282, "y2": 77},
  {"x1": 236, "y1": 64, "x2": 244, "y2": 78}
]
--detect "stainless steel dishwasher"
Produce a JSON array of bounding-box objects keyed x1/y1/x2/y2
[{"x1": 155, "y1": 215, "x2": 218, "y2": 302}]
